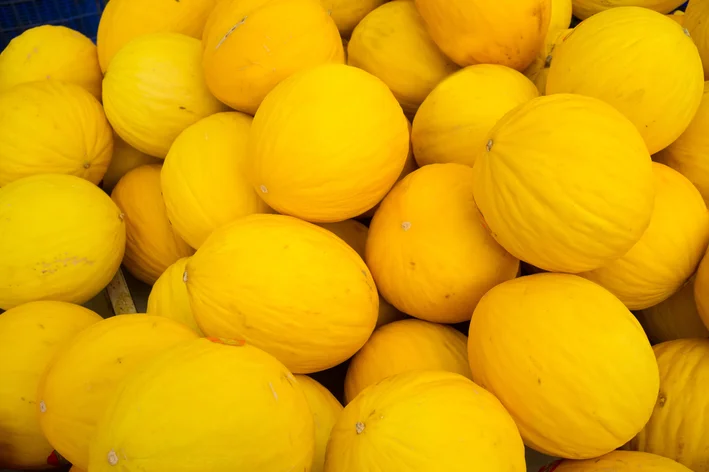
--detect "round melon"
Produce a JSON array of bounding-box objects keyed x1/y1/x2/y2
[
  {"x1": 161, "y1": 112, "x2": 272, "y2": 249},
  {"x1": 546, "y1": 7, "x2": 704, "y2": 154},
  {"x1": 320, "y1": 0, "x2": 386, "y2": 36},
  {"x1": 0, "y1": 25, "x2": 102, "y2": 99},
  {"x1": 202, "y1": 0, "x2": 344, "y2": 114},
  {"x1": 344, "y1": 319, "x2": 471, "y2": 403},
  {"x1": 347, "y1": 1, "x2": 458, "y2": 116},
  {"x1": 186, "y1": 214, "x2": 379, "y2": 373},
  {"x1": 411, "y1": 64, "x2": 539, "y2": 168},
  {"x1": 248, "y1": 64, "x2": 410, "y2": 222},
  {"x1": 367, "y1": 164, "x2": 519, "y2": 323},
  {"x1": 103, "y1": 32, "x2": 226, "y2": 158},
  {"x1": 296, "y1": 375, "x2": 343, "y2": 472},
  {"x1": 468, "y1": 273, "x2": 659, "y2": 459},
  {"x1": 325, "y1": 370, "x2": 526, "y2": 472},
  {"x1": 0, "y1": 302, "x2": 101, "y2": 470},
  {"x1": 694, "y1": 248, "x2": 709, "y2": 331},
  {"x1": 573, "y1": 0, "x2": 690, "y2": 20},
  {"x1": 147, "y1": 257, "x2": 203, "y2": 335},
  {"x1": 473, "y1": 94, "x2": 654, "y2": 273},
  {"x1": 101, "y1": 134, "x2": 161, "y2": 193},
  {"x1": 543, "y1": 451, "x2": 692, "y2": 472},
  {"x1": 523, "y1": 0, "x2": 572, "y2": 87},
  {"x1": 685, "y1": 0, "x2": 709, "y2": 79},
  {"x1": 0, "y1": 81, "x2": 112, "y2": 187},
  {"x1": 37, "y1": 314, "x2": 198, "y2": 471},
  {"x1": 414, "y1": 0, "x2": 551, "y2": 70},
  {"x1": 0, "y1": 174, "x2": 126, "y2": 310},
  {"x1": 88, "y1": 338, "x2": 314, "y2": 472}
]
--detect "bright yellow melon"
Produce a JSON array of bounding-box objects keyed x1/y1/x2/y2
[
  {"x1": 0, "y1": 81, "x2": 112, "y2": 186},
  {"x1": 547, "y1": 7, "x2": 704, "y2": 154},
  {"x1": 202, "y1": 0, "x2": 344, "y2": 114},
  {"x1": 248, "y1": 64, "x2": 410, "y2": 222},
  {"x1": 147, "y1": 257, "x2": 203, "y2": 335},
  {"x1": 412, "y1": 64, "x2": 539, "y2": 168},
  {"x1": 186, "y1": 214, "x2": 379, "y2": 373},
  {"x1": 0, "y1": 174, "x2": 126, "y2": 310},
  {"x1": 320, "y1": 0, "x2": 386, "y2": 36},
  {"x1": 296, "y1": 375, "x2": 343, "y2": 472},
  {"x1": 101, "y1": 134, "x2": 161, "y2": 193},
  {"x1": 468, "y1": 273, "x2": 659, "y2": 459},
  {"x1": 573, "y1": 0, "x2": 690, "y2": 20},
  {"x1": 89, "y1": 338, "x2": 314, "y2": 472},
  {"x1": 37, "y1": 314, "x2": 198, "y2": 471},
  {"x1": 103, "y1": 32, "x2": 226, "y2": 158},
  {"x1": 685, "y1": 0, "x2": 709, "y2": 79},
  {"x1": 161, "y1": 112, "x2": 272, "y2": 249},
  {"x1": 695, "y1": 247, "x2": 709, "y2": 330},
  {"x1": 524, "y1": 0, "x2": 572, "y2": 85},
  {"x1": 544, "y1": 451, "x2": 692, "y2": 471},
  {"x1": 527, "y1": 27, "x2": 574, "y2": 95},
  {"x1": 325, "y1": 370, "x2": 526, "y2": 472},
  {"x1": 0, "y1": 302, "x2": 101, "y2": 470}
]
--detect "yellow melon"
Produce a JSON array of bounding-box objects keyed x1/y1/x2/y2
[
  {"x1": 414, "y1": 0, "x2": 551, "y2": 70},
  {"x1": 101, "y1": 134, "x2": 161, "y2": 193},
  {"x1": 694, "y1": 247, "x2": 709, "y2": 329},
  {"x1": 320, "y1": 0, "x2": 386, "y2": 36},
  {"x1": 37, "y1": 314, "x2": 198, "y2": 471},
  {"x1": 0, "y1": 174, "x2": 126, "y2": 310},
  {"x1": 524, "y1": 0, "x2": 572, "y2": 87},
  {"x1": 161, "y1": 112, "x2": 272, "y2": 249},
  {"x1": 544, "y1": 451, "x2": 692, "y2": 471},
  {"x1": 103, "y1": 33, "x2": 226, "y2": 158},
  {"x1": 296, "y1": 375, "x2": 343, "y2": 472},
  {"x1": 89, "y1": 338, "x2": 314, "y2": 472},
  {"x1": 411, "y1": 64, "x2": 539, "y2": 168},
  {"x1": 468, "y1": 273, "x2": 659, "y2": 459},
  {"x1": 573, "y1": 0, "x2": 690, "y2": 20},
  {"x1": 685, "y1": 0, "x2": 709, "y2": 79},
  {"x1": 0, "y1": 25, "x2": 102, "y2": 99},
  {"x1": 667, "y1": 10, "x2": 685, "y2": 25},
  {"x1": 0, "y1": 302, "x2": 101, "y2": 470},
  {"x1": 325, "y1": 370, "x2": 526, "y2": 471},
  {"x1": 547, "y1": 7, "x2": 704, "y2": 154},
  {"x1": 527, "y1": 27, "x2": 574, "y2": 95},
  {"x1": 0, "y1": 81, "x2": 112, "y2": 187},
  {"x1": 147, "y1": 257, "x2": 203, "y2": 335},
  {"x1": 249, "y1": 64, "x2": 410, "y2": 222},
  {"x1": 202, "y1": 0, "x2": 344, "y2": 114}
]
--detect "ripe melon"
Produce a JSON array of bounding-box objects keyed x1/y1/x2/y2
[
  {"x1": 320, "y1": 0, "x2": 386, "y2": 36},
  {"x1": 685, "y1": 0, "x2": 709, "y2": 79},
  {"x1": 296, "y1": 375, "x2": 343, "y2": 472},
  {"x1": 37, "y1": 314, "x2": 198, "y2": 471},
  {"x1": 325, "y1": 371, "x2": 526, "y2": 472},
  {"x1": 0, "y1": 81, "x2": 112, "y2": 186},
  {"x1": 0, "y1": 302, "x2": 101, "y2": 470},
  {"x1": 524, "y1": 0, "x2": 572, "y2": 88},
  {"x1": 88, "y1": 338, "x2": 314, "y2": 472},
  {"x1": 573, "y1": 0, "x2": 690, "y2": 21},
  {"x1": 468, "y1": 273, "x2": 659, "y2": 459},
  {"x1": 101, "y1": 134, "x2": 161, "y2": 193},
  {"x1": 248, "y1": 64, "x2": 410, "y2": 222},
  {"x1": 543, "y1": 451, "x2": 692, "y2": 471},
  {"x1": 525, "y1": 26, "x2": 574, "y2": 95},
  {"x1": 147, "y1": 257, "x2": 203, "y2": 335}
]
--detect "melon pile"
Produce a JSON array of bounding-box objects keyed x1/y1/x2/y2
[{"x1": 3, "y1": 0, "x2": 709, "y2": 471}]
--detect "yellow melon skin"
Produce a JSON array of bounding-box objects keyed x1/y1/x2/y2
[
  {"x1": 37, "y1": 314, "x2": 198, "y2": 471},
  {"x1": 249, "y1": 64, "x2": 410, "y2": 222},
  {"x1": 296, "y1": 375, "x2": 343, "y2": 472},
  {"x1": 685, "y1": 0, "x2": 709, "y2": 79},
  {"x1": 473, "y1": 94, "x2": 654, "y2": 274},
  {"x1": 414, "y1": 0, "x2": 551, "y2": 71},
  {"x1": 162, "y1": 112, "x2": 272, "y2": 249},
  {"x1": 0, "y1": 25, "x2": 102, "y2": 99},
  {"x1": 147, "y1": 257, "x2": 204, "y2": 335},
  {"x1": 325, "y1": 370, "x2": 526, "y2": 472},
  {"x1": 0, "y1": 302, "x2": 101, "y2": 470},
  {"x1": 580, "y1": 163, "x2": 709, "y2": 310},
  {"x1": 89, "y1": 338, "x2": 314, "y2": 472},
  {"x1": 186, "y1": 214, "x2": 379, "y2": 374},
  {"x1": 695, "y1": 248, "x2": 709, "y2": 330},
  {"x1": 320, "y1": 0, "x2": 386, "y2": 36},
  {"x1": 629, "y1": 339, "x2": 709, "y2": 471},
  {"x1": 544, "y1": 451, "x2": 692, "y2": 471},
  {"x1": 344, "y1": 319, "x2": 471, "y2": 403},
  {"x1": 102, "y1": 134, "x2": 161, "y2": 193},
  {"x1": 0, "y1": 81, "x2": 113, "y2": 187},
  {"x1": 667, "y1": 10, "x2": 685, "y2": 26},
  {"x1": 103, "y1": 33, "x2": 226, "y2": 159},
  {"x1": 524, "y1": 0, "x2": 572, "y2": 88},
  {"x1": 0, "y1": 174, "x2": 126, "y2": 310},
  {"x1": 527, "y1": 28, "x2": 574, "y2": 95},
  {"x1": 573, "y1": 0, "x2": 689, "y2": 21},
  {"x1": 547, "y1": 7, "x2": 704, "y2": 155},
  {"x1": 412, "y1": 64, "x2": 539, "y2": 168},
  {"x1": 468, "y1": 274, "x2": 659, "y2": 459},
  {"x1": 202, "y1": 0, "x2": 344, "y2": 115}
]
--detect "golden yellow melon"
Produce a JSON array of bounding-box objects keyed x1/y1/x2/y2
[
  {"x1": 103, "y1": 33, "x2": 226, "y2": 158},
  {"x1": 468, "y1": 273, "x2": 659, "y2": 459},
  {"x1": 101, "y1": 134, "x2": 161, "y2": 193},
  {"x1": 527, "y1": 28, "x2": 574, "y2": 95},
  {"x1": 296, "y1": 375, "x2": 343, "y2": 472},
  {"x1": 629, "y1": 339, "x2": 709, "y2": 471},
  {"x1": 0, "y1": 302, "x2": 101, "y2": 470},
  {"x1": 89, "y1": 338, "x2": 314, "y2": 472},
  {"x1": 161, "y1": 112, "x2": 271, "y2": 249},
  {"x1": 249, "y1": 64, "x2": 410, "y2": 222},
  {"x1": 0, "y1": 174, "x2": 125, "y2": 310},
  {"x1": 0, "y1": 25, "x2": 102, "y2": 99},
  {"x1": 473, "y1": 94, "x2": 654, "y2": 273},
  {"x1": 412, "y1": 64, "x2": 538, "y2": 168},
  {"x1": 573, "y1": 0, "x2": 689, "y2": 20},
  {"x1": 147, "y1": 257, "x2": 203, "y2": 335},
  {"x1": 544, "y1": 451, "x2": 692, "y2": 472},
  {"x1": 414, "y1": 0, "x2": 551, "y2": 70},
  {"x1": 325, "y1": 370, "x2": 526, "y2": 471},
  {"x1": 524, "y1": 0, "x2": 572, "y2": 86},
  {"x1": 97, "y1": 0, "x2": 218, "y2": 72},
  {"x1": 0, "y1": 81, "x2": 112, "y2": 187},
  {"x1": 667, "y1": 10, "x2": 685, "y2": 25},
  {"x1": 547, "y1": 7, "x2": 704, "y2": 154},
  {"x1": 685, "y1": 0, "x2": 709, "y2": 79},
  {"x1": 320, "y1": 0, "x2": 386, "y2": 36},
  {"x1": 579, "y1": 163, "x2": 709, "y2": 310},
  {"x1": 202, "y1": 0, "x2": 344, "y2": 114},
  {"x1": 37, "y1": 314, "x2": 198, "y2": 471},
  {"x1": 695, "y1": 247, "x2": 709, "y2": 330},
  {"x1": 347, "y1": 1, "x2": 458, "y2": 116}
]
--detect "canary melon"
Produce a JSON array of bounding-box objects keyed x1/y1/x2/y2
[
  {"x1": 543, "y1": 451, "x2": 692, "y2": 471},
  {"x1": 102, "y1": 134, "x2": 161, "y2": 193},
  {"x1": 320, "y1": 0, "x2": 386, "y2": 36},
  {"x1": 249, "y1": 64, "x2": 410, "y2": 222},
  {"x1": 573, "y1": 0, "x2": 690, "y2": 20},
  {"x1": 147, "y1": 257, "x2": 203, "y2": 335},
  {"x1": 527, "y1": 28, "x2": 574, "y2": 95},
  {"x1": 694, "y1": 249, "x2": 709, "y2": 332},
  {"x1": 547, "y1": 7, "x2": 704, "y2": 154},
  {"x1": 524, "y1": 0, "x2": 572, "y2": 88},
  {"x1": 685, "y1": 0, "x2": 709, "y2": 79},
  {"x1": 296, "y1": 375, "x2": 343, "y2": 472}
]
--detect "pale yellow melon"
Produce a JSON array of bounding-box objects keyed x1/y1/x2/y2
[
  {"x1": 573, "y1": 0, "x2": 690, "y2": 21},
  {"x1": 102, "y1": 134, "x2": 161, "y2": 193},
  {"x1": 545, "y1": 451, "x2": 692, "y2": 471},
  {"x1": 320, "y1": 0, "x2": 386, "y2": 36},
  {"x1": 296, "y1": 375, "x2": 343, "y2": 472},
  {"x1": 147, "y1": 257, "x2": 203, "y2": 335}
]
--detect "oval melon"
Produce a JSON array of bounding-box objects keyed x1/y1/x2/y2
[
  {"x1": 545, "y1": 451, "x2": 691, "y2": 471},
  {"x1": 147, "y1": 257, "x2": 203, "y2": 335},
  {"x1": 685, "y1": 0, "x2": 709, "y2": 79},
  {"x1": 101, "y1": 134, "x2": 161, "y2": 193},
  {"x1": 296, "y1": 375, "x2": 343, "y2": 472},
  {"x1": 320, "y1": 0, "x2": 386, "y2": 36},
  {"x1": 573, "y1": 0, "x2": 690, "y2": 21}
]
